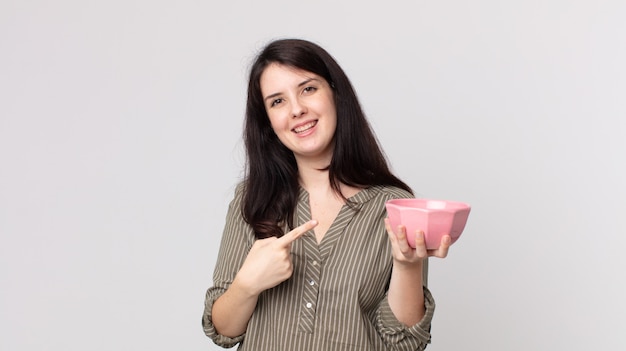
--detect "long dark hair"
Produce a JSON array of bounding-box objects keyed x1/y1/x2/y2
[{"x1": 242, "y1": 38, "x2": 412, "y2": 239}]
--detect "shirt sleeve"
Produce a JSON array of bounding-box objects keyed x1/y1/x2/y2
[
  {"x1": 201, "y1": 184, "x2": 253, "y2": 348},
  {"x1": 374, "y1": 187, "x2": 435, "y2": 350},
  {"x1": 375, "y1": 286, "x2": 436, "y2": 350},
  {"x1": 202, "y1": 286, "x2": 244, "y2": 348}
]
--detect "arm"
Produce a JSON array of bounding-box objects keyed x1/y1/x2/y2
[
  {"x1": 385, "y1": 218, "x2": 451, "y2": 326},
  {"x1": 203, "y1": 185, "x2": 318, "y2": 342},
  {"x1": 387, "y1": 258, "x2": 426, "y2": 326},
  {"x1": 210, "y1": 276, "x2": 260, "y2": 338},
  {"x1": 202, "y1": 189, "x2": 253, "y2": 347},
  {"x1": 211, "y1": 220, "x2": 317, "y2": 337}
]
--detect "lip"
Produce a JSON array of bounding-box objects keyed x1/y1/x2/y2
[{"x1": 291, "y1": 120, "x2": 318, "y2": 134}]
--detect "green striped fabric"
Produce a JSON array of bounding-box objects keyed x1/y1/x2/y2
[{"x1": 203, "y1": 184, "x2": 434, "y2": 351}]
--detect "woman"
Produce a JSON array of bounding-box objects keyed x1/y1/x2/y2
[{"x1": 202, "y1": 38, "x2": 451, "y2": 350}]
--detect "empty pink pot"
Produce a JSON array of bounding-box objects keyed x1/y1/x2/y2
[{"x1": 385, "y1": 198, "x2": 471, "y2": 249}]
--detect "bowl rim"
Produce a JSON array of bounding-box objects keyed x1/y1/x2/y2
[{"x1": 385, "y1": 198, "x2": 471, "y2": 212}]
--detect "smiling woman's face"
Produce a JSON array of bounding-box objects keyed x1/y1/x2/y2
[{"x1": 260, "y1": 63, "x2": 337, "y2": 163}]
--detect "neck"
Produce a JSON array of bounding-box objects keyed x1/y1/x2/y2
[
  {"x1": 296, "y1": 158, "x2": 362, "y2": 200},
  {"x1": 297, "y1": 161, "x2": 332, "y2": 192}
]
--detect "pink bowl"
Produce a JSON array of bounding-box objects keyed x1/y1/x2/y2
[{"x1": 385, "y1": 198, "x2": 471, "y2": 249}]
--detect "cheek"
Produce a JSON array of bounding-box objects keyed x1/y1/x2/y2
[
  {"x1": 267, "y1": 113, "x2": 287, "y2": 133},
  {"x1": 266, "y1": 110, "x2": 278, "y2": 127},
  {"x1": 323, "y1": 98, "x2": 337, "y2": 121}
]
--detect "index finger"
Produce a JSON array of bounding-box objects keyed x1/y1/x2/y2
[{"x1": 277, "y1": 220, "x2": 318, "y2": 246}]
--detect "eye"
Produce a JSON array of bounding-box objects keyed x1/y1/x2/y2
[
  {"x1": 303, "y1": 86, "x2": 317, "y2": 94},
  {"x1": 270, "y1": 98, "x2": 283, "y2": 107}
]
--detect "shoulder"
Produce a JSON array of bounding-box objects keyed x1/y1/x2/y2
[
  {"x1": 234, "y1": 180, "x2": 245, "y2": 197},
  {"x1": 352, "y1": 185, "x2": 414, "y2": 207},
  {"x1": 225, "y1": 181, "x2": 246, "y2": 211},
  {"x1": 371, "y1": 185, "x2": 414, "y2": 201},
  {"x1": 382, "y1": 185, "x2": 414, "y2": 199}
]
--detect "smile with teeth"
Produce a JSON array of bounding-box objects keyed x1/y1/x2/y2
[{"x1": 293, "y1": 120, "x2": 317, "y2": 133}]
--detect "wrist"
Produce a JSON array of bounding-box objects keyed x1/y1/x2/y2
[
  {"x1": 232, "y1": 275, "x2": 262, "y2": 298},
  {"x1": 392, "y1": 258, "x2": 424, "y2": 273}
]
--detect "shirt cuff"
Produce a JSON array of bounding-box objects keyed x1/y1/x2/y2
[
  {"x1": 376, "y1": 286, "x2": 436, "y2": 345},
  {"x1": 202, "y1": 286, "x2": 245, "y2": 348}
]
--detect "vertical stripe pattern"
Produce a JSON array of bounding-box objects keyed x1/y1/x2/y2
[{"x1": 203, "y1": 184, "x2": 435, "y2": 351}]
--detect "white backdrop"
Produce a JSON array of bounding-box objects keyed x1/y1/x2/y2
[{"x1": 1, "y1": 1, "x2": 625, "y2": 350}]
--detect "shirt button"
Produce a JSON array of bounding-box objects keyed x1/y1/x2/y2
[
  {"x1": 312, "y1": 260, "x2": 318, "y2": 266},
  {"x1": 308, "y1": 279, "x2": 315, "y2": 286},
  {"x1": 306, "y1": 302, "x2": 313, "y2": 309}
]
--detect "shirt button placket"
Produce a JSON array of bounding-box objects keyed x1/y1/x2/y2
[{"x1": 299, "y1": 247, "x2": 321, "y2": 334}]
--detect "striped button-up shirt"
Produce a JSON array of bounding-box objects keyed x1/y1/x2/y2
[{"x1": 203, "y1": 184, "x2": 435, "y2": 350}]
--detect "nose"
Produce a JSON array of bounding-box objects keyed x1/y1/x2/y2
[{"x1": 290, "y1": 99, "x2": 306, "y2": 118}]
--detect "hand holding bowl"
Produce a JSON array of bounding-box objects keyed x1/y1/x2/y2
[{"x1": 385, "y1": 198, "x2": 471, "y2": 249}]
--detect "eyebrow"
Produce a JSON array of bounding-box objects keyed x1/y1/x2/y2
[{"x1": 263, "y1": 78, "x2": 320, "y2": 103}]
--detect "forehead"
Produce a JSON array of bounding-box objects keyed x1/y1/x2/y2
[{"x1": 260, "y1": 63, "x2": 323, "y2": 94}]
